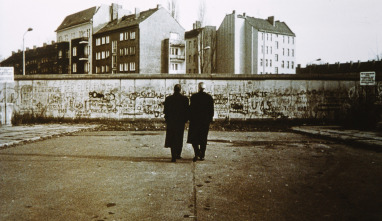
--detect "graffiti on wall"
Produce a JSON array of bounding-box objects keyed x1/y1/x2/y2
[{"x1": 3, "y1": 79, "x2": 381, "y2": 120}]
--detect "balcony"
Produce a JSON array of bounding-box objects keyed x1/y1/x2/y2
[
  {"x1": 79, "y1": 37, "x2": 89, "y2": 44},
  {"x1": 170, "y1": 54, "x2": 185, "y2": 61}
]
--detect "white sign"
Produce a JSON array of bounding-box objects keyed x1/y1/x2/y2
[
  {"x1": 360, "y1": 72, "x2": 375, "y2": 86},
  {"x1": 0, "y1": 67, "x2": 14, "y2": 83}
]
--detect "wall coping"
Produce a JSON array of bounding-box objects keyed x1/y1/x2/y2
[{"x1": 13, "y1": 73, "x2": 370, "y2": 81}]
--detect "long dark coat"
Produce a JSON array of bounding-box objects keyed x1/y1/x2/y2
[
  {"x1": 164, "y1": 92, "x2": 189, "y2": 148},
  {"x1": 187, "y1": 91, "x2": 214, "y2": 145}
]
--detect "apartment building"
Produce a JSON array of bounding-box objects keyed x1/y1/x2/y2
[
  {"x1": 185, "y1": 22, "x2": 216, "y2": 74},
  {"x1": 55, "y1": 4, "x2": 130, "y2": 74},
  {"x1": 163, "y1": 32, "x2": 186, "y2": 74},
  {"x1": 0, "y1": 42, "x2": 69, "y2": 75},
  {"x1": 93, "y1": 5, "x2": 185, "y2": 74},
  {"x1": 217, "y1": 11, "x2": 296, "y2": 74}
]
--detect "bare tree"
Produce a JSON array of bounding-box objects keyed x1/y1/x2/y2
[
  {"x1": 198, "y1": 0, "x2": 206, "y2": 27},
  {"x1": 167, "y1": 0, "x2": 179, "y2": 21}
]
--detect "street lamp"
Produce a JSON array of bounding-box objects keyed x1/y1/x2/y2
[{"x1": 23, "y1": 27, "x2": 33, "y2": 75}]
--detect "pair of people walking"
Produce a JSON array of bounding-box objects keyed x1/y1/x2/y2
[{"x1": 164, "y1": 82, "x2": 214, "y2": 162}]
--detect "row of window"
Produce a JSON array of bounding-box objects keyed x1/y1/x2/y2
[
  {"x1": 261, "y1": 46, "x2": 295, "y2": 57},
  {"x1": 96, "y1": 36, "x2": 110, "y2": 46},
  {"x1": 120, "y1": 31, "x2": 136, "y2": 41},
  {"x1": 58, "y1": 29, "x2": 91, "y2": 43},
  {"x1": 72, "y1": 62, "x2": 90, "y2": 73},
  {"x1": 119, "y1": 62, "x2": 136, "y2": 72},
  {"x1": 119, "y1": 47, "x2": 136, "y2": 56},
  {"x1": 261, "y1": 33, "x2": 295, "y2": 44},
  {"x1": 260, "y1": 59, "x2": 295, "y2": 69},
  {"x1": 95, "y1": 51, "x2": 111, "y2": 60}
]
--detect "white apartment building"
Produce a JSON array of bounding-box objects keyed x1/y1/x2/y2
[{"x1": 217, "y1": 11, "x2": 296, "y2": 74}]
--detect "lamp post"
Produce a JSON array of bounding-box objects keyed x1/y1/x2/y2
[{"x1": 23, "y1": 27, "x2": 33, "y2": 75}]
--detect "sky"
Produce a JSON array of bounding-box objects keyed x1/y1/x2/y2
[{"x1": 1, "y1": 0, "x2": 381, "y2": 67}]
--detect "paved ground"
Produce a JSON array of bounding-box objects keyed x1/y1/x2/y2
[{"x1": 0, "y1": 125, "x2": 382, "y2": 220}]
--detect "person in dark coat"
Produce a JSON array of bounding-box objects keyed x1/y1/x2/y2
[
  {"x1": 187, "y1": 82, "x2": 214, "y2": 162},
  {"x1": 164, "y1": 84, "x2": 189, "y2": 162}
]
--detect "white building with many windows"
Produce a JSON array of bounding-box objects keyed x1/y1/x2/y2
[{"x1": 217, "y1": 11, "x2": 296, "y2": 74}]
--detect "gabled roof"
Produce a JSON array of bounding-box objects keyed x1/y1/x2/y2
[
  {"x1": 95, "y1": 8, "x2": 158, "y2": 35},
  {"x1": 185, "y1": 28, "x2": 202, "y2": 39},
  {"x1": 246, "y1": 16, "x2": 295, "y2": 36},
  {"x1": 56, "y1": 7, "x2": 97, "y2": 32}
]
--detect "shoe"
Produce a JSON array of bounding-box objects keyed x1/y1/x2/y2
[
  {"x1": 171, "y1": 158, "x2": 176, "y2": 162},
  {"x1": 176, "y1": 156, "x2": 182, "y2": 159},
  {"x1": 199, "y1": 157, "x2": 205, "y2": 161},
  {"x1": 193, "y1": 157, "x2": 198, "y2": 162}
]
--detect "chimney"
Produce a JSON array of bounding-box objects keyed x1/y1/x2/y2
[
  {"x1": 33, "y1": 45, "x2": 37, "y2": 49},
  {"x1": 26, "y1": 47, "x2": 30, "y2": 51},
  {"x1": 196, "y1": 21, "x2": 201, "y2": 29},
  {"x1": 12, "y1": 51, "x2": 15, "y2": 55},
  {"x1": 268, "y1": 16, "x2": 275, "y2": 26},
  {"x1": 111, "y1": 3, "x2": 119, "y2": 21},
  {"x1": 135, "y1": 8, "x2": 140, "y2": 19},
  {"x1": 232, "y1": 10, "x2": 236, "y2": 14},
  {"x1": 157, "y1": 4, "x2": 162, "y2": 9},
  {"x1": 43, "y1": 43, "x2": 47, "y2": 47},
  {"x1": 51, "y1": 40, "x2": 55, "y2": 44},
  {"x1": 243, "y1": 13, "x2": 246, "y2": 17}
]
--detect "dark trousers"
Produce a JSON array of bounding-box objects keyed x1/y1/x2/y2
[
  {"x1": 171, "y1": 146, "x2": 182, "y2": 159},
  {"x1": 192, "y1": 143, "x2": 206, "y2": 158}
]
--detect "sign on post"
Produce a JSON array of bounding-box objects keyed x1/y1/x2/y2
[{"x1": 360, "y1": 72, "x2": 375, "y2": 86}]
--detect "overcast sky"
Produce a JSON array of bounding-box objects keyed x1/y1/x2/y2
[{"x1": 1, "y1": 0, "x2": 381, "y2": 67}]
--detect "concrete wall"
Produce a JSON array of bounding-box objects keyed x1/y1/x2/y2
[{"x1": 2, "y1": 74, "x2": 381, "y2": 122}]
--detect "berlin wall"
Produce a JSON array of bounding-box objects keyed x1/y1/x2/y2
[{"x1": 1, "y1": 74, "x2": 381, "y2": 122}]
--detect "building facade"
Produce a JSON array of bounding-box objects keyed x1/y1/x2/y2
[
  {"x1": 163, "y1": 33, "x2": 186, "y2": 74},
  {"x1": 93, "y1": 5, "x2": 185, "y2": 74},
  {"x1": 185, "y1": 22, "x2": 216, "y2": 74},
  {"x1": 55, "y1": 4, "x2": 130, "y2": 74},
  {"x1": 217, "y1": 11, "x2": 296, "y2": 74},
  {"x1": 0, "y1": 42, "x2": 69, "y2": 75}
]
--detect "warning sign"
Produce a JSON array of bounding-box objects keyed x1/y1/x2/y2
[
  {"x1": 0, "y1": 67, "x2": 14, "y2": 83},
  {"x1": 360, "y1": 72, "x2": 375, "y2": 86}
]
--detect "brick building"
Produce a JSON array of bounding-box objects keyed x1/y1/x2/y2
[{"x1": 93, "y1": 5, "x2": 185, "y2": 74}]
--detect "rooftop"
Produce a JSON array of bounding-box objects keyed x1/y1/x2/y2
[{"x1": 56, "y1": 7, "x2": 97, "y2": 32}]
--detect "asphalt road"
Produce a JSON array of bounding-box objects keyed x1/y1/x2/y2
[{"x1": 0, "y1": 130, "x2": 381, "y2": 220}]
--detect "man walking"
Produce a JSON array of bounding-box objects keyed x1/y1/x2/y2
[
  {"x1": 164, "y1": 84, "x2": 189, "y2": 162},
  {"x1": 187, "y1": 82, "x2": 214, "y2": 162}
]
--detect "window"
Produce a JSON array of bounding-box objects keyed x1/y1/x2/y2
[
  {"x1": 124, "y1": 63, "x2": 128, "y2": 71},
  {"x1": 130, "y1": 47, "x2": 136, "y2": 55},
  {"x1": 102, "y1": 51, "x2": 105, "y2": 59},
  {"x1": 106, "y1": 65, "x2": 109, "y2": 73},
  {"x1": 188, "y1": 69, "x2": 191, "y2": 73},
  {"x1": 120, "y1": 33, "x2": 124, "y2": 41},
  {"x1": 72, "y1": 63, "x2": 77, "y2": 73},
  {"x1": 282, "y1": 61, "x2": 285, "y2": 68},
  {"x1": 172, "y1": 63, "x2": 178, "y2": 70},
  {"x1": 287, "y1": 61, "x2": 290, "y2": 69},
  {"x1": 130, "y1": 62, "x2": 136, "y2": 71},
  {"x1": 171, "y1": 48, "x2": 179, "y2": 55},
  {"x1": 275, "y1": 41, "x2": 279, "y2": 49},
  {"x1": 101, "y1": 66, "x2": 105, "y2": 73},
  {"x1": 275, "y1": 67, "x2": 278, "y2": 74},
  {"x1": 260, "y1": 59, "x2": 263, "y2": 66},
  {"x1": 275, "y1": 54, "x2": 279, "y2": 61},
  {"x1": 283, "y1": 36, "x2": 285, "y2": 43},
  {"x1": 73, "y1": 47, "x2": 77, "y2": 56},
  {"x1": 96, "y1": 66, "x2": 100, "y2": 74},
  {"x1": 120, "y1": 49, "x2": 124, "y2": 56},
  {"x1": 270, "y1": 47, "x2": 272, "y2": 54},
  {"x1": 58, "y1": 50, "x2": 62, "y2": 59},
  {"x1": 96, "y1": 38, "x2": 101, "y2": 46},
  {"x1": 288, "y1": 49, "x2": 290, "y2": 56},
  {"x1": 106, "y1": 51, "x2": 110, "y2": 58},
  {"x1": 293, "y1": 37, "x2": 295, "y2": 44},
  {"x1": 266, "y1": 46, "x2": 268, "y2": 54},
  {"x1": 194, "y1": 55, "x2": 197, "y2": 62},
  {"x1": 119, "y1": 64, "x2": 123, "y2": 72},
  {"x1": 102, "y1": 37, "x2": 105, "y2": 45},
  {"x1": 112, "y1": 41, "x2": 117, "y2": 53},
  {"x1": 283, "y1": 48, "x2": 285, "y2": 56},
  {"x1": 270, "y1": 59, "x2": 272, "y2": 67},
  {"x1": 189, "y1": 41, "x2": 191, "y2": 48},
  {"x1": 288, "y1": 36, "x2": 290, "y2": 44},
  {"x1": 124, "y1": 32, "x2": 129, "y2": 40},
  {"x1": 130, "y1": 31, "x2": 136, "y2": 39},
  {"x1": 125, "y1": 48, "x2": 129, "y2": 55},
  {"x1": 266, "y1": 59, "x2": 268, "y2": 67},
  {"x1": 106, "y1": 36, "x2": 110, "y2": 44},
  {"x1": 292, "y1": 49, "x2": 295, "y2": 57},
  {"x1": 292, "y1": 62, "x2": 295, "y2": 69}
]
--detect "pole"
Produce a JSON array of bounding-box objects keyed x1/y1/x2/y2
[{"x1": 23, "y1": 36, "x2": 25, "y2": 75}]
